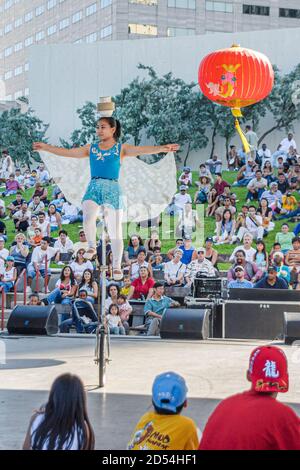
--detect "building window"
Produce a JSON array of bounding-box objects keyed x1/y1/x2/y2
[
  {"x1": 4, "y1": 71, "x2": 12, "y2": 80},
  {"x1": 128, "y1": 23, "x2": 157, "y2": 35},
  {"x1": 4, "y1": 24, "x2": 13, "y2": 35},
  {"x1": 47, "y1": 24, "x2": 57, "y2": 35},
  {"x1": 15, "y1": 17, "x2": 23, "y2": 28},
  {"x1": 86, "y1": 3, "x2": 97, "y2": 16},
  {"x1": 129, "y1": 0, "x2": 157, "y2": 5},
  {"x1": 24, "y1": 36, "x2": 34, "y2": 47},
  {"x1": 72, "y1": 11, "x2": 83, "y2": 23},
  {"x1": 4, "y1": 47, "x2": 13, "y2": 57},
  {"x1": 168, "y1": 0, "x2": 196, "y2": 9},
  {"x1": 86, "y1": 32, "x2": 97, "y2": 43},
  {"x1": 24, "y1": 11, "x2": 34, "y2": 22},
  {"x1": 5, "y1": 95, "x2": 12, "y2": 101},
  {"x1": 24, "y1": 63, "x2": 29, "y2": 72},
  {"x1": 24, "y1": 88, "x2": 29, "y2": 96},
  {"x1": 205, "y1": 1, "x2": 233, "y2": 13},
  {"x1": 101, "y1": 0, "x2": 112, "y2": 7},
  {"x1": 167, "y1": 27, "x2": 195, "y2": 36},
  {"x1": 74, "y1": 38, "x2": 83, "y2": 43},
  {"x1": 5, "y1": 0, "x2": 13, "y2": 10},
  {"x1": 14, "y1": 42, "x2": 23, "y2": 52},
  {"x1": 243, "y1": 4, "x2": 269, "y2": 16},
  {"x1": 14, "y1": 66, "x2": 23, "y2": 76},
  {"x1": 36, "y1": 31, "x2": 45, "y2": 41},
  {"x1": 59, "y1": 18, "x2": 70, "y2": 30},
  {"x1": 279, "y1": 8, "x2": 300, "y2": 19},
  {"x1": 47, "y1": 0, "x2": 57, "y2": 10},
  {"x1": 100, "y1": 25, "x2": 112, "y2": 38},
  {"x1": 36, "y1": 5, "x2": 45, "y2": 16}
]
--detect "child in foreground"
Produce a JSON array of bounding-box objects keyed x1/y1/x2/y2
[{"x1": 127, "y1": 371, "x2": 200, "y2": 450}]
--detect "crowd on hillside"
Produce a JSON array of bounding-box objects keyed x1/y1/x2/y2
[{"x1": 1, "y1": 130, "x2": 300, "y2": 335}]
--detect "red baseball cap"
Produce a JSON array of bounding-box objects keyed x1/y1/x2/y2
[{"x1": 248, "y1": 345, "x2": 289, "y2": 393}]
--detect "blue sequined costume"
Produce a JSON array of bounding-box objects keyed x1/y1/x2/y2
[{"x1": 82, "y1": 142, "x2": 124, "y2": 210}]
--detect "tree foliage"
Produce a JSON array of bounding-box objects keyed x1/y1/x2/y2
[{"x1": 0, "y1": 98, "x2": 48, "y2": 168}]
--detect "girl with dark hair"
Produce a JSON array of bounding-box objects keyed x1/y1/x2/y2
[
  {"x1": 70, "y1": 249, "x2": 94, "y2": 282},
  {"x1": 213, "y1": 209, "x2": 237, "y2": 245},
  {"x1": 34, "y1": 118, "x2": 179, "y2": 281},
  {"x1": 254, "y1": 239, "x2": 268, "y2": 273},
  {"x1": 107, "y1": 303, "x2": 126, "y2": 335},
  {"x1": 105, "y1": 283, "x2": 120, "y2": 312},
  {"x1": 47, "y1": 204, "x2": 62, "y2": 232},
  {"x1": 43, "y1": 266, "x2": 77, "y2": 308},
  {"x1": 78, "y1": 269, "x2": 98, "y2": 303},
  {"x1": 23, "y1": 373, "x2": 95, "y2": 450}
]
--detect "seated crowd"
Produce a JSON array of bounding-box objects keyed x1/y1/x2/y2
[{"x1": 2, "y1": 133, "x2": 300, "y2": 336}]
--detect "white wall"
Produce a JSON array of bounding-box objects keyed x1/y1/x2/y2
[{"x1": 29, "y1": 27, "x2": 300, "y2": 169}]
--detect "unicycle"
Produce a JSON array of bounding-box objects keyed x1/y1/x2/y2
[{"x1": 94, "y1": 220, "x2": 111, "y2": 388}]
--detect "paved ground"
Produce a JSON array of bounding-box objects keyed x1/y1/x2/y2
[{"x1": 0, "y1": 334, "x2": 299, "y2": 450}]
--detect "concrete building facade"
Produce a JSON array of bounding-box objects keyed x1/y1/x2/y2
[
  {"x1": 2, "y1": 0, "x2": 300, "y2": 99},
  {"x1": 29, "y1": 27, "x2": 300, "y2": 168}
]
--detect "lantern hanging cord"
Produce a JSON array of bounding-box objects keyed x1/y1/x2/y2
[{"x1": 231, "y1": 108, "x2": 251, "y2": 154}]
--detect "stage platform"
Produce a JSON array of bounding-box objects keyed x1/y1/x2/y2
[{"x1": 0, "y1": 334, "x2": 299, "y2": 450}]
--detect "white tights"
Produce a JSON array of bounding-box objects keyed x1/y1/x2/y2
[{"x1": 82, "y1": 200, "x2": 124, "y2": 270}]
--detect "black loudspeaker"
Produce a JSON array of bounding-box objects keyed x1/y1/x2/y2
[
  {"x1": 223, "y1": 301, "x2": 300, "y2": 340},
  {"x1": 284, "y1": 312, "x2": 300, "y2": 345},
  {"x1": 160, "y1": 308, "x2": 211, "y2": 340},
  {"x1": 7, "y1": 305, "x2": 59, "y2": 335}
]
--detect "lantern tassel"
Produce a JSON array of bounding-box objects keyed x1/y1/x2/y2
[
  {"x1": 231, "y1": 108, "x2": 251, "y2": 154},
  {"x1": 234, "y1": 119, "x2": 251, "y2": 154}
]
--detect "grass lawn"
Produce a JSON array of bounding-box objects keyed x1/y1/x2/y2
[{"x1": 3, "y1": 171, "x2": 297, "y2": 270}]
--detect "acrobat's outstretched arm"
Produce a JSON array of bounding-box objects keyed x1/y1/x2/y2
[
  {"x1": 33, "y1": 142, "x2": 90, "y2": 159},
  {"x1": 121, "y1": 143, "x2": 179, "y2": 158}
]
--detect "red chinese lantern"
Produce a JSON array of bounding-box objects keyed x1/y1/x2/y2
[{"x1": 198, "y1": 44, "x2": 274, "y2": 153}]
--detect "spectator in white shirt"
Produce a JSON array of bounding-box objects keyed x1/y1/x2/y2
[
  {"x1": 178, "y1": 167, "x2": 192, "y2": 187},
  {"x1": 37, "y1": 211, "x2": 50, "y2": 237},
  {"x1": 61, "y1": 201, "x2": 83, "y2": 224},
  {"x1": 206, "y1": 155, "x2": 222, "y2": 175},
  {"x1": 278, "y1": 133, "x2": 297, "y2": 153},
  {"x1": 245, "y1": 125, "x2": 258, "y2": 158},
  {"x1": 69, "y1": 249, "x2": 93, "y2": 282},
  {"x1": 36, "y1": 163, "x2": 50, "y2": 185},
  {"x1": 230, "y1": 233, "x2": 256, "y2": 263},
  {"x1": 236, "y1": 206, "x2": 264, "y2": 241},
  {"x1": 13, "y1": 202, "x2": 31, "y2": 232},
  {"x1": 173, "y1": 186, "x2": 192, "y2": 214},
  {"x1": 185, "y1": 248, "x2": 216, "y2": 285},
  {"x1": 54, "y1": 230, "x2": 74, "y2": 264},
  {"x1": 28, "y1": 195, "x2": 45, "y2": 215},
  {"x1": 257, "y1": 144, "x2": 272, "y2": 168},
  {"x1": 246, "y1": 170, "x2": 268, "y2": 202},
  {"x1": 27, "y1": 237, "x2": 57, "y2": 291},
  {"x1": 0, "y1": 237, "x2": 9, "y2": 263},
  {"x1": 0, "y1": 198, "x2": 5, "y2": 219},
  {"x1": 164, "y1": 249, "x2": 186, "y2": 286},
  {"x1": 130, "y1": 249, "x2": 152, "y2": 281},
  {"x1": 14, "y1": 168, "x2": 25, "y2": 187}
]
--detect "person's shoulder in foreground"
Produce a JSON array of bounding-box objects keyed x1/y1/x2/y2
[
  {"x1": 199, "y1": 345, "x2": 300, "y2": 450},
  {"x1": 127, "y1": 371, "x2": 200, "y2": 451}
]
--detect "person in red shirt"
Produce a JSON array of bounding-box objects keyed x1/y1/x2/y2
[
  {"x1": 213, "y1": 173, "x2": 231, "y2": 197},
  {"x1": 127, "y1": 266, "x2": 155, "y2": 300},
  {"x1": 199, "y1": 345, "x2": 300, "y2": 450}
]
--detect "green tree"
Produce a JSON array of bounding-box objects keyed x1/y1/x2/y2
[
  {"x1": 257, "y1": 65, "x2": 300, "y2": 145},
  {"x1": 114, "y1": 68, "x2": 151, "y2": 145},
  {"x1": 139, "y1": 65, "x2": 209, "y2": 165},
  {"x1": 60, "y1": 101, "x2": 97, "y2": 147},
  {"x1": 0, "y1": 98, "x2": 48, "y2": 168}
]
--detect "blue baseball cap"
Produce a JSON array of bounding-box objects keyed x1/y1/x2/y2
[{"x1": 152, "y1": 371, "x2": 188, "y2": 413}]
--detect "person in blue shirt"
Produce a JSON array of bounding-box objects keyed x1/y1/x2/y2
[
  {"x1": 254, "y1": 266, "x2": 288, "y2": 289},
  {"x1": 144, "y1": 282, "x2": 180, "y2": 336},
  {"x1": 34, "y1": 118, "x2": 179, "y2": 281},
  {"x1": 228, "y1": 266, "x2": 253, "y2": 289}
]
